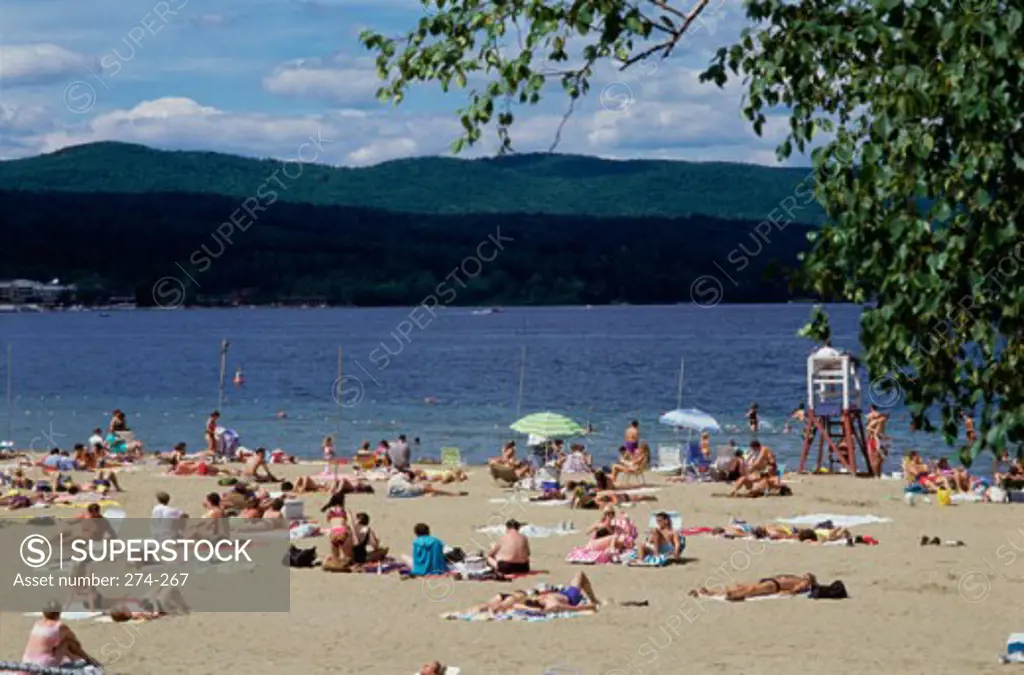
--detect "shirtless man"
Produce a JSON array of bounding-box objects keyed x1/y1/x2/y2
[
  {"x1": 624, "y1": 420, "x2": 640, "y2": 457},
  {"x1": 636, "y1": 511, "x2": 683, "y2": 560},
  {"x1": 513, "y1": 571, "x2": 600, "y2": 613},
  {"x1": 487, "y1": 519, "x2": 531, "y2": 575},
  {"x1": 245, "y1": 448, "x2": 279, "y2": 483},
  {"x1": 730, "y1": 441, "x2": 778, "y2": 497},
  {"x1": 205, "y1": 410, "x2": 220, "y2": 455},
  {"x1": 962, "y1": 411, "x2": 977, "y2": 444},
  {"x1": 689, "y1": 573, "x2": 817, "y2": 601}
]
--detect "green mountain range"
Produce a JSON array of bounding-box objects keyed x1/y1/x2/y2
[
  {"x1": 0, "y1": 143, "x2": 819, "y2": 306},
  {"x1": 0, "y1": 141, "x2": 823, "y2": 222}
]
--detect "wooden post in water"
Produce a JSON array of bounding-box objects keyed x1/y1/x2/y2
[
  {"x1": 676, "y1": 356, "x2": 685, "y2": 409},
  {"x1": 336, "y1": 347, "x2": 343, "y2": 441},
  {"x1": 516, "y1": 345, "x2": 527, "y2": 418},
  {"x1": 5, "y1": 344, "x2": 11, "y2": 443},
  {"x1": 218, "y1": 339, "x2": 229, "y2": 409}
]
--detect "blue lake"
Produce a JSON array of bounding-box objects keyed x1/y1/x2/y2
[{"x1": 0, "y1": 304, "x2": 953, "y2": 466}]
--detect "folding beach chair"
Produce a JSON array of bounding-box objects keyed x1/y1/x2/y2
[
  {"x1": 441, "y1": 447, "x2": 463, "y2": 468},
  {"x1": 620, "y1": 448, "x2": 649, "y2": 486},
  {"x1": 682, "y1": 441, "x2": 710, "y2": 478},
  {"x1": 651, "y1": 444, "x2": 683, "y2": 476}
]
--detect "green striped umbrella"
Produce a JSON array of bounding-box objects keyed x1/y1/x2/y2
[{"x1": 510, "y1": 412, "x2": 586, "y2": 438}]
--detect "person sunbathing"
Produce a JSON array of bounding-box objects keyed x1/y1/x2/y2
[
  {"x1": 244, "y1": 448, "x2": 279, "y2": 483},
  {"x1": 351, "y1": 512, "x2": 389, "y2": 567},
  {"x1": 412, "y1": 467, "x2": 469, "y2": 483},
  {"x1": 263, "y1": 497, "x2": 285, "y2": 519},
  {"x1": 388, "y1": 471, "x2": 468, "y2": 497},
  {"x1": 689, "y1": 573, "x2": 817, "y2": 601},
  {"x1": 90, "y1": 470, "x2": 122, "y2": 493},
  {"x1": 167, "y1": 456, "x2": 236, "y2": 477},
  {"x1": 636, "y1": 512, "x2": 683, "y2": 559},
  {"x1": 468, "y1": 590, "x2": 530, "y2": 614},
  {"x1": 156, "y1": 442, "x2": 189, "y2": 464},
  {"x1": 584, "y1": 509, "x2": 636, "y2": 553},
  {"x1": 610, "y1": 443, "x2": 650, "y2": 482},
  {"x1": 238, "y1": 496, "x2": 263, "y2": 519},
  {"x1": 293, "y1": 475, "x2": 342, "y2": 493},
  {"x1": 513, "y1": 571, "x2": 600, "y2": 613},
  {"x1": 729, "y1": 475, "x2": 792, "y2": 498},
  {"x1": 109, "y1": 587, "x2": 191, "y2": 622},
  {"x1": 418, "y1": 662, "x2": 452, "y2": 675},
  {"x1": 487, "y1": 519, "x2": 531, "y2": 575}
]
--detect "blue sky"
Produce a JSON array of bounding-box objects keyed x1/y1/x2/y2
[{"x1": 0, "y1": 0, "x2": 798, "y2": 166}]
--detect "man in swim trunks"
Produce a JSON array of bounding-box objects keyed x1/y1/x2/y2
[
  {"x1": 245, "y1": 448, "x2": 279, "y2": 483},
  {"x1": 205, "y1": 410, "x2": 220, "y2": 455},
  {"x1": 689, "y1": 573, "x2": 817, "y2": 601},
  {"x1": 624, "y1": 420, "x2": 640, "y2": 457},
  {"x1": 487, "y1": 519, "x2": 531, "y2": 575}
]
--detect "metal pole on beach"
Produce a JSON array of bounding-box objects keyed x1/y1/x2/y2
[
  {"x1": 516, "y1": 345, "x2": 527, "y2": 418},
  {"x1": 677, "y1": 356, "x2": 685, "y2": 409},
  {"x1": 218, "y1": 339, "x2": 229, "y2": 409}
]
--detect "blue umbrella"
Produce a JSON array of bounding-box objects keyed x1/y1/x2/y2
[{"x1": 659, "y1": 408, "x2": 721, "y2": 433}]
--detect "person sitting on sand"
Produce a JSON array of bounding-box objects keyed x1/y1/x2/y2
[
  {"x1": 995, "y1": 452, "x2": 1024, "y2": 487},
  {"x1": 388, "y1": 470, "x2": 467, "y2": 498},
  {"x1": 637, "y1": 511, "x2": 683, "y2": 560},
  {"x1": 21, "y1": 603, "x2": 102, "y2": 670},
  {"x1": 513, "y1": 571, "x2": 600, "y2": 613},
  {"x1": 487, "y1": 519, "x2": 531, "y2": 575},
  {"x1": 352, "y1": 512, "x2": 389, "y2": 566},
  {"x1": 583, "y1": 507, "x2": 637, "y2": 553},
  {"x1": 729, "y1": 474, "x2": 791, "y2": 498},
  {"x1": 403, "y1": 523, "x2": 449, "y2": 576},
  {"x1": 244, "y1": 448, "x2": 279, "y2": 483},
  {"x1": 558, "y1": 443, "x2": 594, "y2": 474},
  {"x1": 689, "y1": 573, "x2": 817, "y2": 601},
  {"x1": 238, "y1": 496, "x2": 263, "y2": 519}
]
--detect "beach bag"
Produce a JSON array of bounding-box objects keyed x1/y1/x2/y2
[
  {"x1": 218, "y1": 477, "x2": 238, "y2": 486},
  {"x1": 810, "y1": 580, "x2": 848, "y2": 599},
  {"x1": 285, "y1": 545, "x2": 317, "y2": 568},
  {"x1": 444, "y1": 547, "x2": 466, "y2": 563}
]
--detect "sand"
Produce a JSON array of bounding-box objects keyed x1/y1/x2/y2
[{"x1": 1, "y1": 463, "x2": 1021, "y2": 675}]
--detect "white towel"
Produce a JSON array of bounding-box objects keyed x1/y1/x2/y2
[{"x1": 776, "y1": 514, "x2": 891, "y2": 528}]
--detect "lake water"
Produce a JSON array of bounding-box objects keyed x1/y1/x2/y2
[{"x1": 0, "y1": 304, "x2": 952, "y2": 467}]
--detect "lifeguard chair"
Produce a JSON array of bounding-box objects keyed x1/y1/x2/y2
[{"x1": 798, "y1": 346, "x2": 876, "y2": 476}]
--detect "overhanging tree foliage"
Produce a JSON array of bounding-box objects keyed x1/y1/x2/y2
[{"x1": 363, "y1": 0, "x2": 1024, "y2": 461}]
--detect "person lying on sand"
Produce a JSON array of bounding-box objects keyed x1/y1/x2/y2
[
  {"x1": 728, "y1": 475, "x2": 792, "y2": 498},
  {"x1": 388, "y1": 471, "x2": 467, "y2": 498},
  {"x1": 110, "y1": 586, "x2": 191, "y2": 622},
  {"x1": 155, "y1": 442, "x2": 189, "y2": 465},
  {"x1": 418, "y1": 662, "x2": 453, "y2": 675},
  {"x1": 412, "y1": 467, "x2": 469, "y2": 483},
  {"x1": 167, "y1": 456, "x2": 237, "y2": 477},
  {"x1": 637, "y1": 512, "x2": 683, "y2": 560},
  {"x1": 487, "y1": 519, "x2": 531, "y2": 575},
  {"x1": 513, "y1": 571, "x2": 600, "y2": 613},
  {"x1": 293, "y1": 476, "x2": 341, "y2": 493},
  {"x1": 689, "y1": 573, "x2": 816, "y2": 601},
  {"x1": 244, "y1": 448, "x2": 279, "y2": 483}
]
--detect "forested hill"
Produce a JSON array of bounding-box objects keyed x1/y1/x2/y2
[
  {"x1": 1, "y1": 190, "x2": 810, "y2": 307},
  {"x1": 0, "y1": 142, "x2": 824, "y2": 223}
]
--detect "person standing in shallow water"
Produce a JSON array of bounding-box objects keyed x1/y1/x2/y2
[
  {"x1": 205, "y1": 410, "x2": 220, "y2": 455},
  {"x1": 746, "y1": 403, "x2": 759, "y2": 434}
]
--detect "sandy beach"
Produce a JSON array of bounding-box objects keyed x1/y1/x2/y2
[{"x1": 1, "y1": 462, "x2": 1020, "y2": 675}]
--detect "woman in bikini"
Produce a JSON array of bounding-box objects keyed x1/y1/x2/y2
[
  {"x1": 689, "y1": 573, "x2": 817, "y2": 601},
  {"x1": 167, "y1": 456, "x2": 236, "y2": 477},
  {"x1": 322, "y1": 492, "x2": 354, "y2": 572},
  {"x1": 352, "y1": 512, "x2": 389, "y2": 567}
]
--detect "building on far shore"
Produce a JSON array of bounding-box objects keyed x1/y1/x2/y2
[{"x1": 0, "y1": 279, "x2": 77, "y2": 305}]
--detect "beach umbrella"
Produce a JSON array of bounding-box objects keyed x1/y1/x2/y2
[
  {"x1": 659, "y1": 408, "x2": 722, "y2": 433},
  {"x1": 510, "y1": 412, "x2": 586, "y2": 439}
]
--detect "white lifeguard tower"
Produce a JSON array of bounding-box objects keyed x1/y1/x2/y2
[{"x1": 798, "y1": 346, "x2": 876, "y2": 475}]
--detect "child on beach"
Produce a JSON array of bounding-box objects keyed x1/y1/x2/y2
[{"x1": 323, "y1": 435, "x2": 336, "y2": 474}]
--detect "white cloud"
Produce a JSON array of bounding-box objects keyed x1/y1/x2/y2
[
  {"x1": 0, "y1": 43, "x2": 95, "y2": 85},
  {"x1": 263, "y1": 54, "x2": 382, "y2": 105}
]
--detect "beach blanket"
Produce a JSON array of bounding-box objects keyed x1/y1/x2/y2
[
  {"x1": 475, "y1": 523, "x2": 576, "y2": 538},
  {"x1": 565, "y1": 548, "x2": 616, "y2": 565},
  {"x1": 681, "y1": 524, "x2": 879, "y2": 546},
  {"x1": 489, "y1": 497, "x2": 571, "y2": 507},
  {"x1": 441, "y1": 609, "x2": 595, "y2": 622},
  {"x1": 0, "y1": 661, "x2": 104, "y2": 674},
  {"x1": 701, "y1": 590, "x2": 810, "y2": 602},
  {"x1": 776, "y1": 514, "x2": 891, "y2": 528}
]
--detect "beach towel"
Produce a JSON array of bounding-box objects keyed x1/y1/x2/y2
[
  {"x1": 475, "y1": 523, "x2": 576, "y2": 538},
  {"x1": 776, "y1": 514, "x2": 891, "y2": 528},
  {"x1": 0, "y1": 661, "x2": 104, "y2": 674},
  {"x1": 489, "y1": 497, "x2": 570, "y2": 507},
  {"x1": 564, "y1": 547, "x2": 616, "y2": 565},
  {"x1": 701, "y1": 591, "x2": 810, "y2": 603},
  {"x1": 441, "y1": 609, "x2": 595, "y2": 622}
]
